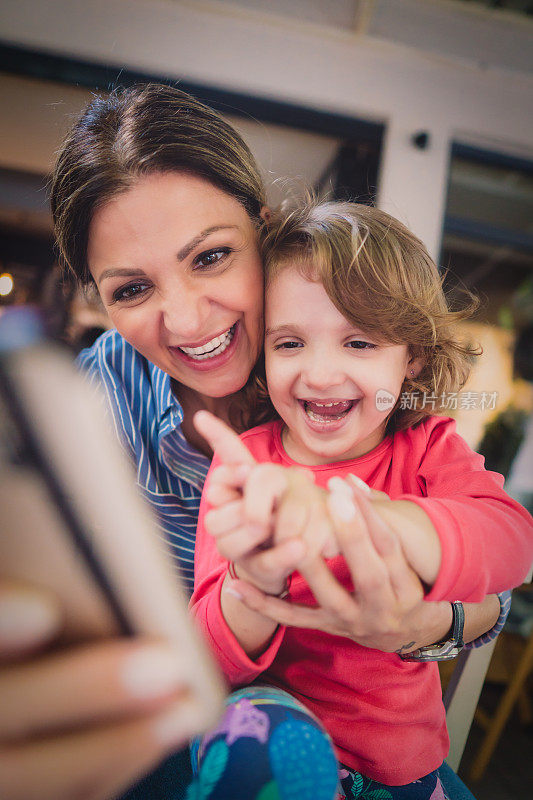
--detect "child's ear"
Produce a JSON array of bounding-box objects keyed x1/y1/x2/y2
[
  {"x1": 260, "y1": 206, "x2": 272, "y2": 224},
  {"x1": 406, "y1": 356, "x2": 424, "y2": 380}
]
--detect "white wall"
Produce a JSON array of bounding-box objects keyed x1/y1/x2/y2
[{"x1": 1, "y1": 0, "x2": 532, "y2": 256}]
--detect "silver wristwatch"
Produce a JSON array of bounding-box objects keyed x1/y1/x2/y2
[{"x1": 399, "y1": 601, "x2": 465, "y2": 662}]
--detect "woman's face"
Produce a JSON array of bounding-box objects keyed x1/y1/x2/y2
[{"x1": 88, "y1": 172, "x2": 264, "y2": 401}]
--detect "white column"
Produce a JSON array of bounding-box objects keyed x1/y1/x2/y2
[{"x1": 377, "y1": 115, "x2": 451, "y2": 261}]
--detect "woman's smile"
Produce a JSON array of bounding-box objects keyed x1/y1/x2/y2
[
  {"x1": 177, "y1": 323, "x2": 236, "y2": 358},
  {"x1": 168, "y1": 321, "x2": 240, "y2": 371}
]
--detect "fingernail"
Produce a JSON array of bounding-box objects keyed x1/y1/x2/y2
[
  {"x1": 347, "y1": 474, "x2": 372, "y2": 495},
  {"x1": 153, "y1": 696, "x2": 200, "y2": 747},
  {"x1": 322, "y1": 540, "x2": 340, "y2": 558},
  {"x1": 224, "y1": 583, "x2": 243, "y2": 600},
  {"x1": 328, "y1": 491, "x2": 356, "y2": 522},
  {"x1": 0, "y1": 591, "x2": 60, "y2": 648},
  {"x1": 327, "y1": 476, "x2": 352, "y2": 496},
  {"x1": 235, "y1": 464, "x2": 252, "y2": 480},
  {"x1": 121, "y1": 646, "x2": 183, "y2": 700}
]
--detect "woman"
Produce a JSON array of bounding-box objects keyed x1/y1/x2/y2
[{"x1": 0, "y1": 84, "x2": 507, "y2": 800}]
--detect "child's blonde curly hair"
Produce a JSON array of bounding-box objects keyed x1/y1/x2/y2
[{"x1": 245, "y1": 199, "x2": 480, "y2": 434}]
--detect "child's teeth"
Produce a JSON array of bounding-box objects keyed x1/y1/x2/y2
[{"x1": 303, "y1": 399, "x2": 354, "y2": 422}]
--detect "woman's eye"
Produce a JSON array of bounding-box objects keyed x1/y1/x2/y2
[
  {"x1": 112, "y1": 282, "x2": 151, "y2": 303},
  {"x1": 346, "y1": 340, "x2": 376, "y2": 350},
  {"x1": 194, "y1": 247, "x2": 232, "y2": 269}
]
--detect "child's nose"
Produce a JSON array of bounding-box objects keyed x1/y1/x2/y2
[{"x1": 301, "y1": 356, "x2": 345, "y2": 391}]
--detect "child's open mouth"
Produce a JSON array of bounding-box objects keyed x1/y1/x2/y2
[{"x1": 300, "y1": 399, "x2": 355, "y2": 424}]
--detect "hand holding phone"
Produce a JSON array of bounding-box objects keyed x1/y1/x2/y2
[{"x1": 0, "y1": 340, "x2": 225, "y2": 800}]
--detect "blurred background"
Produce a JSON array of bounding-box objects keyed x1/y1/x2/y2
[{"x1": 0, "y1": 1, "x2": 532, "y2": 797}]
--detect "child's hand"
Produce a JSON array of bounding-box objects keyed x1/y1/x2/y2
[
  {"x1": 243, "y1": 464, "x2": 339, "y2": 559},
  {"x1": 203, "y1": 463, "x2": 315, "y2": 594},
  {"x1": 194, "y1": 411, "x2": 386, "y2": 571},
  {"x1": 243, "y1": 468, "x2": 389, "y2": 563},
  {"x1": 194, "y1": 412, "x2": 306, "y2": 595},
  {"x1": 205, "y1": 456, "x2": 341, "y2": 565}
]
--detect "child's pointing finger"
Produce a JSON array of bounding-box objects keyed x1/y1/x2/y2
[{"x1": 193, "y1": 410, "x2": 256, "y2": 465}]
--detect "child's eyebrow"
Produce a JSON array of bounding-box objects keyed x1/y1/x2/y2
[{"x1": 265, "y1": 324, "x2": 301, "y2": 338}]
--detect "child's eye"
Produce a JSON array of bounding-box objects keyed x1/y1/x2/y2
[
  {"x1": 112, "y1": 281, "x2": 152, "y2": 303},
  {"x1": 274, "y1": 340, "x2": 302, "y2": 350},
  {"x1": 346, "y1": 340, "x2": 377, "y2": 350},
  {"x1": 194, "y1": 247, "x2": 232, "y2": 269}
]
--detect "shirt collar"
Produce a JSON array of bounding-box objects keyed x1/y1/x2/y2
[{"x1": 148, "y1": 361, "x2": 184, "y2": 435}]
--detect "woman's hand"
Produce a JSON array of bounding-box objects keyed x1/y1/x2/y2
[{"x1": 0, "y1": 582, "x2": 202, "y2": 800}]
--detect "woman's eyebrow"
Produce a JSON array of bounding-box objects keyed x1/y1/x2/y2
[
  {"x1": 97, "y1": 225, "x2": 240, "y2": 281},
  {"x1": 98, "y1": 267, "x2": 145, "y2": 282},
  {"x1": 176, "y1": 225, "x2": 239, "y2": 261}
]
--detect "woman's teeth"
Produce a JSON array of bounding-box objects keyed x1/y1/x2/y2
[
  {"x1": 179, "y1": 324, "x2": 236, "y2": 360},
  {"x1": 304, "y1": 400, "x2": 354, "y2": 423}
]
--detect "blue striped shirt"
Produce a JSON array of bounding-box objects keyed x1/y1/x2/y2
[
  {"x1": 466, "y1": 587, "x2": 511, "y2": 649},
  {"x1": 77, "y1": 329, "x2": 210, "y2": 596},
  {"x1": 77, "y1": 328, "x2": 511, "y2": 638}
]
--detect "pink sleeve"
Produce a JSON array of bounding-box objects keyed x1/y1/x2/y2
[
  {"x1": 401, "y1": 419, "x2": 533, "y2": 603},
  {"x1": 190, "y1": 454, "x2": 286, "y2": 686}
]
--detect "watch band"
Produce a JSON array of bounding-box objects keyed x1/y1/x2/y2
[{"x1": 399, "y1": 601, "x2": 465, "y2": 662}]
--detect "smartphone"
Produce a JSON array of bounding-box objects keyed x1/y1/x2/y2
[{"x1": 0, "y1": 338, "x2": 225, "y2": 731}]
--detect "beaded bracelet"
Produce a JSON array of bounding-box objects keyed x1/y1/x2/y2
[{"x1": 227, "y1": 561, "x2": 291, "y2": 600}]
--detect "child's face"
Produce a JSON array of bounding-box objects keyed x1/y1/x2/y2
[{"x1": 264, "y1": 266, "x2": 413, "y2": 466}]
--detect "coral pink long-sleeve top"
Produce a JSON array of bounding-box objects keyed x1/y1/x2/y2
[{"x1": 191, "y1": 416, "x2": 533, "y2": 784}]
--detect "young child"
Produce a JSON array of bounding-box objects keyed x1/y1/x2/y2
[{"x1": 191, "y1": 201, "x2": 533, "y2": 798}]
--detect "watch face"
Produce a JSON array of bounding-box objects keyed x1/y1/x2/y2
[{"x1": 400, "y1": 602, "x2": 465, "y2": 662}]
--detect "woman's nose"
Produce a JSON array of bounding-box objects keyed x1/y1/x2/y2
[{"x1": 162, "y1": 285, "x2": 210, "y2": 341}]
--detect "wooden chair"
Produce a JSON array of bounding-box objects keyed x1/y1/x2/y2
[
  {"x1": 467, "y1": 588, "x2": 533, "y2": 781},
  {"x1": 444, "y1": 638, "x2": 499, "y2": 772},
  {"x1": 444, "y1": 569, "x2": 533, "y2": 781}
]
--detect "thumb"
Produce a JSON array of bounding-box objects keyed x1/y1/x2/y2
[{"x1": 193, "y1": 410, "x2": 256, "y2": 466}]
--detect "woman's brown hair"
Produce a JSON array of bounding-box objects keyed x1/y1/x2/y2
[
  {"x1": 254, "y1": 199, "x2": 480, "y2": 432},
  {"x1": 51, "y1": 83, "x2": 266, "y2": 286}
]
